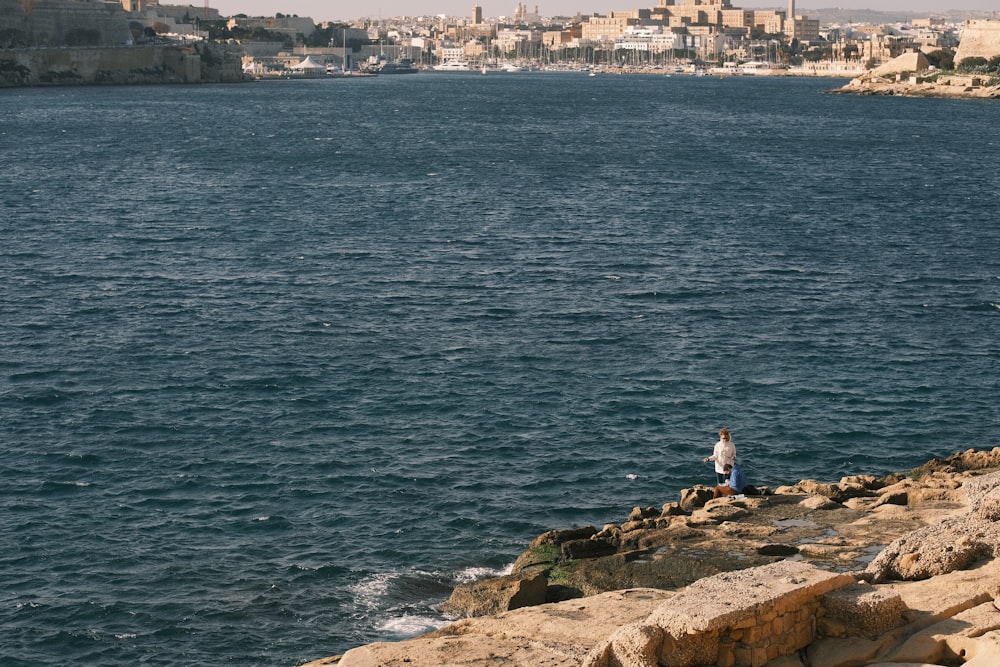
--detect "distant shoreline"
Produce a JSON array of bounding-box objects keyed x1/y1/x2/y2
[{"x1": 832, "y1": 75, "x2": 1000, "y2": 99}]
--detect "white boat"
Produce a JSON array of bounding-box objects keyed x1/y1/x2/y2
[{"x1": 433, "y1": 60, "x2": 471, "y2": 72}]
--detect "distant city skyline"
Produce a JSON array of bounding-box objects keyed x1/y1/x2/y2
[{"x1": 209, "y1": 0, "x2": 996, "y2": 24}]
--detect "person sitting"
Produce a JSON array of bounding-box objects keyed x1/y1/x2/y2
[{"x1": 713, "y1": 463, "x2": 746, "y2": 498}]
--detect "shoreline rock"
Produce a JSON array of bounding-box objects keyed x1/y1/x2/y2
[
  {"x1": 832, "y1": 75, "x2": 1000, "y2": 99},
  {"x1": 303, "y1": 447, "x2": 1000, "y2": 667}
]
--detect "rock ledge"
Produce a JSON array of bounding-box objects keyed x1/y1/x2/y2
[{"x1": 303, "y1": 448, "x2": 1000, "y2": 667}]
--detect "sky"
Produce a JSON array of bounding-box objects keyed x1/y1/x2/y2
[{"x1": 210, "y1": 0, "x2": 998, "y2": 24}]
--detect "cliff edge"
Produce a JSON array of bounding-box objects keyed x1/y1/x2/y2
[{"x1": 303, "y1": 447, "x2": 1000, "y2": 667}]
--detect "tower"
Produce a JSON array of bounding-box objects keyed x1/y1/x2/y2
[
  {"x1": 788, "y1": 0, "x2": 794, "y2": 20},
  {"x1": 473, "y1": 4, "x2": 482, "y2": 24}
]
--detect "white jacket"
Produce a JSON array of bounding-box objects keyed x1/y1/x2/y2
[{"x1": 708, "y1": 439, "x2": 736, "y2": 474}]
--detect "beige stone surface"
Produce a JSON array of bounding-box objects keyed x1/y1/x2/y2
[
  {"x1": 954, "y1": 19, "x2": 1000, "y2": 62},
  {"x1": 431, "y1": 588, "x2": 673, "y2": 649},
  {"x1": 870, "y1": 51, "x2": 930, "y2": 77},
  {"x1": 335, "y1": 634, "x2": 581, "y2": 667},
  {"x1": 964, "y1": 630, "x2": 1000, "y2": 667},
  {"x1": 881, "y1": 601, "x2": 1000, "y2": 664},
  {"x1": 328, "y1": 588, "x2": 673, "y2": 667}
]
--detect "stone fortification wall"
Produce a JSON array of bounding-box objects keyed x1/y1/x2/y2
[
  {"x1": 0, "y1": 42, "x2": 243, "y2": 85},
  {"x1": 0, "y1": 0, "x2": 133, "y2": 48},
  {"x1": 955, "y1": 19, "x2": 1000, "y2": 62},
  {"x1": 0, "y1": 45, "x2": 196, "y2": 84}
]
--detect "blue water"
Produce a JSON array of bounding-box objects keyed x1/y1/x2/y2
[{"x1": 2, "y1": 72, "x2": 998, "y2": 666}]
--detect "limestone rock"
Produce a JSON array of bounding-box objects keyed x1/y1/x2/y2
[
  {"x1": 660, "y1": 502, "x2": 687, "y2": 517},
  {"x1": 529, "y1": 527, "x2": 599, "y2": 549},
  {"x1": 966, "y1": 470, "x2": 1000, "y2": 505},
  {"x1": 873, "y1": 490, "x2": 909, "y2": 508},
  {"x1": 964, "y1": 629, "x2": 1000, "y2": 667},
  {"x1": 678, "y1": 486, "x2": 714, "y2": 512},
  {"x1": 821, "y1": 582, "x2": 906, "y2": 640},
  {"x1": 628, "y1": 506, "x2": 660, "y2": 522},
  {"x1": 866, "y1": 521, "x2": 995, "y2": 582},
  {"x1": 865, "y1": 469, "x2": 1000, "y2": 583},
  {"x1": 689, "y1": 502, "x2": 749, "y2": 525},
  {"x1": 806, "y1": 635, "x2": 885, "y2": 667},
  {"x1": 800, "y1": 494, "x2": 842, "y2": 510},
  {"x1": 562, "y1": 537, "x2": 618, "y2": 561},
  {"x1": 879, "y1": 601, "x2": 1000, "y2": 665},
  {"x1": 585, "y1": 561, "x2": 854, "y2": 667},
  {"x1": 335, "y1": 633, "x2": 579, "y2": 666},
  {"x1": 975, "y1": 487, "x2": 1000, "y2": 522},
  {"x1": 782, "y1": 479, "x2": 875, "y2": 504},
  {"x1": 440, "y1": 570, "x2": 548, "y2": 618},
  {"x1": 513, "y1": 526, "x2": 598, "y2": 573}
]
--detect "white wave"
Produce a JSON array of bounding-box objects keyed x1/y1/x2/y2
[
  {"x1": 349, "y1": 572, "x2": 397, "y2": 611},
  {"x1": 625, "y1": 473, "x2": 639, "y2": 480},
  {"x1": 453, "y1": 563, "x2": 513, "y2": 584},
  {"x1": 377, "y1": 613, "x2": 447, "y2": 637}
]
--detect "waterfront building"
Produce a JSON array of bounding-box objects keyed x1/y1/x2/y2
[
  {"x1": 227, "y1": 15, "x2": 317, "y2": 40},
  {"x1": 720, "y1": 9, "x2": 752, "y2": 33},
  {"x1": 542, "y1": 25, "x2": 580, "y2": 48},
  {"x1": 581, "y1": 10, "x2": 649, "y2": 41},
  {"x1": 753, "y1": 11, "x2": 785, "y2": 35},
  {"x1": 495, "y1": 28, "x2": 543, "y2": 54},
  {"x1": 786, "y1": 16, "x2": 820, "y2": 43},
  {"x1": 614, "y1": 24, "x2": 686, "y2": 54},
  {"x1": 438, "y1": 44, "x2": 466, "y2": 62}
]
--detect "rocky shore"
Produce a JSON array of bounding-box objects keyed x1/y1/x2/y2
[
  {"x1": 830, "y1": 50, "x2": 1000, "y2": 100},
  {"x1": 834, "y1": 75, "x2": 1000, "y2": 99},
  {"x1": 303, "y1": 447, "x2": 1000, "y2": 667}
]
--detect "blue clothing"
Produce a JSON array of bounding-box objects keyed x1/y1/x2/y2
[{"x1": 727, "y1": 465, "x2": 746, "y2": 493}]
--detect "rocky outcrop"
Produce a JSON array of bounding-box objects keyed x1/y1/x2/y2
[
  {"x1": 833, "y1": 25, "x2": 1000, "y2": 99},
  {"x1": 836, "y1": 74, "x2": 1000, "y2": 99},
  {"x1": 439, "y1": 571, "x2": 548, "y2": 617},
  {"x1": 864, "y1": 470, "x2": 1000, "y2": 583},
  {"x1": 584, "y1": 561, "x2": 854, "y2": 667},
  {"x1": 303, "y1": 448, "x2": 1000, "y2": 667}
]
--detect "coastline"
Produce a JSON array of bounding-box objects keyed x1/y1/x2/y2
[
  {"x1": 833, "y1": 77, "x2": 1000, "y2": 100},
  {"x1": 305, "y1": 448, "x2": 1000, "y2": 667}
]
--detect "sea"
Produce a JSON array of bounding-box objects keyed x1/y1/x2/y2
[{"x1": 2, "y1": 71, "x2": 998, "y2": 666}]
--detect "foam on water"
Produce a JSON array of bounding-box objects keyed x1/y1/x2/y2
[
  {"x1": 377, "y1": 614, "x2": 449, "y2": 638},
  {"x1": 453, "y1": 564, "x2": 515, "y2": 585}
]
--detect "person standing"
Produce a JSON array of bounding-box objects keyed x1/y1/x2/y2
[{"x1": 703, "y1": 428, "x2": 736, "y2": 485}]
